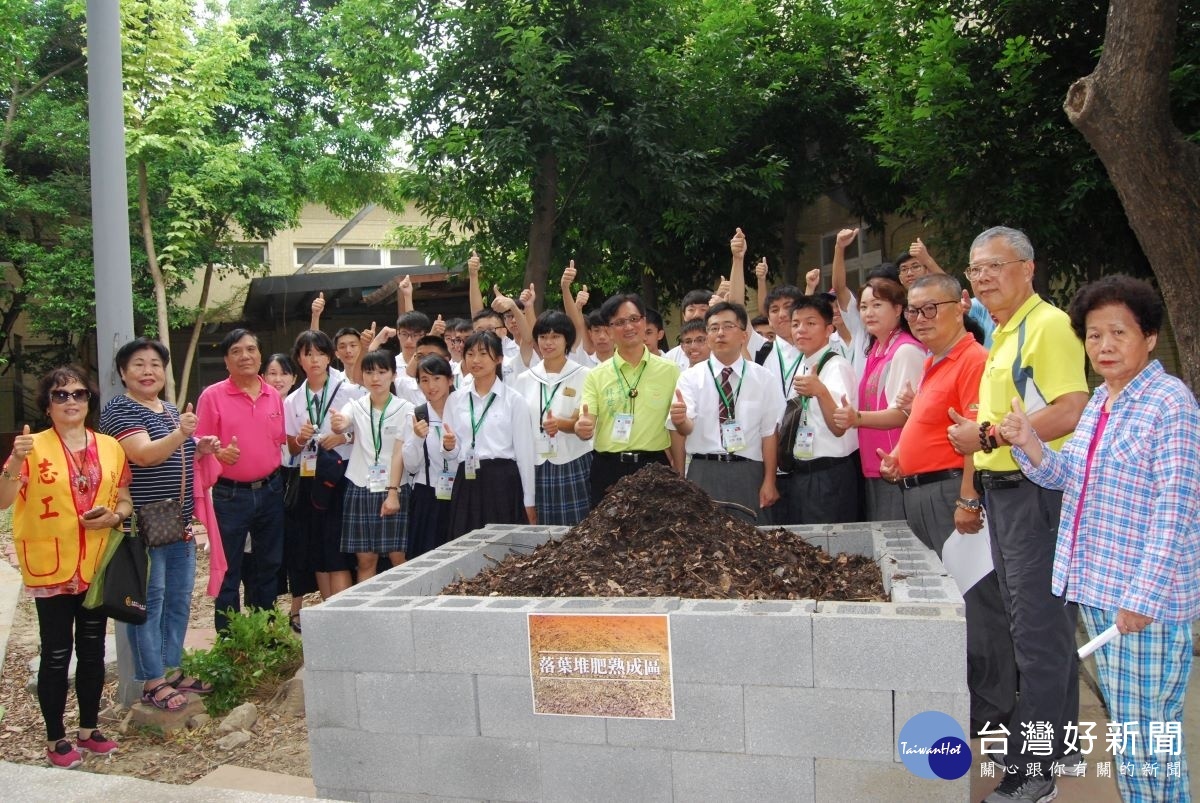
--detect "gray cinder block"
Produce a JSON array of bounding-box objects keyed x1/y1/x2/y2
[
  {"x1": 539, "y1": 742, "x2": 672, "y2": 803},
  {"x1": 303, "y1": 607, "x2": 415, "y2": 673},
  {"x1": 305, "y1": 670, "x2": 359, "y2": 730},
  {"x1": 669, "y1": 600, "x2": 814, "y2": 687},
  {"x1": 310, "y1": 728, "x2": 421, "y2": 794},
  {"x1": 418, "y1": 735, "x2": 541, "y2": 801},
  {"x1": 744, "y1": 686, "x2": 894, "y2": 761},
  {"x1": 478, "y1": 674, "x2": 606, "y2": 744},
  {"x1": 815, "y1": 757, "x2": 967, "y2": 803},
  {"x1": 605, "y1": 682, "x2": 744, "y2": 752},
  {"x1": 358, "y1": 672, "x2": 478, "y2": 736},
  {"x1": 672, "y1": 752, "x2": 815, "y2": 803}
]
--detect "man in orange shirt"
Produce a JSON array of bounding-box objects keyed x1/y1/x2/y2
[{"x1": 880, "y1": 274, "x2": 1015, "y2": 737}]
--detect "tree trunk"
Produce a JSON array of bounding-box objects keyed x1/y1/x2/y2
[
  {"x1": 1064, "y1": 0, "x2": 1200, "y2": 392},
  {"x1": 523, "y1": 151, "x2": 558, "y2": 314},
  {"x1": 137, "y1": 159, "x2": 177, "y2": 404},
  {"x1": 176, "y1": 261, "x2": 214, "y2": 404}
]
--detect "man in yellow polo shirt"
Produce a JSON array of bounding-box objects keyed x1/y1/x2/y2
[
  {"x1": 948, "y1": 226, "x2": 1088, "y2": 803},
  {"x1": 576, "y1": 293, "x2": 680, "y2": 507}
]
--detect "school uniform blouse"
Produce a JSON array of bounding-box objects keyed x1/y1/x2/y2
[
  {"x1": 400, "y1": 401, "x2": 460, "y2": 489},
  {"x1": 338, "y1": 395, "x2": 414, "y2": 487},
  {"x1": 511, "y1": 359, "x2": 593, "y2": 466},
  {"x1": 283, "y1": 367, "x2": 365, "y2": 460},
  {"x1": 440, "y1": 380, "x2": 536, "y2": 507},
  {"x1": 798, "y1": 346, "x2": 859, "y2": 460}
]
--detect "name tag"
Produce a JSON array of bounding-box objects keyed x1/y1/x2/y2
[
  {"x1": 611, "y1": 413, "x2": 634, "y2": 444},
  {"x1": 793, "y1": 426, "x2": 816, "y2": 460},
  {"x1": 367, "y1": 463, "x2": 388, "y2": 493},
  {"x1": 436, "y1": 470, "x2": 455, "y2": 500},
  {"x1": 720, "y1": 419, "x2": 746, "y2": 452},
  {"x1": 464, "y1": 452, "x2": 479, "y2": 480},
  {"x1": 536, "y1": 430, "x2": 557, "y2": 458},
  {"x1": 300, "y1": 447, "x2": 317, "y2": 477}
]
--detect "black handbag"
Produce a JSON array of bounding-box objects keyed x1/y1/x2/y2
[
  {"x1": 137, "y1": 414, "x2": 188, "y2": 548},
  {"x1": 85, "y1": 526, "x2": 149, "y2": 625},
  {"x1": 282, "y1": 465, "x2": 301, "y2": 511}
]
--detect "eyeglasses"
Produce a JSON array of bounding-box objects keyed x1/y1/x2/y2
[
  {"x1": 50, "y1": 389, "x2": 91, "y2": 404},
  {"x1": 903, "y1": 300, "x2": 959, "y2": 320},
  {"x1": 705, "y1": 322, "x2": 744, "y2": 334},
  {"x1": 965, "y1": 259, "x2": 1025, "y2": 280},
  {"x1": 898, "y1": 263, "x2": 926, "y2": 276},
  {"x1": 680, "y1": 337, "x2": 707, "y2": 347},
  {"x1": 446, "y1": 336, "x2": 465, "y2": 344},
  {"x1": 609, "y1": 314, "x2": 645, "y2": 329}
]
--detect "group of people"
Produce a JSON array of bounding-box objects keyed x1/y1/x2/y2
[{"x1": 2, "y1": 223, "x2": 1196, "y2": 803}]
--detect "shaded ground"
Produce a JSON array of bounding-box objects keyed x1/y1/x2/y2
[
  {"x1": 0, "y1": 513, "x2": 312, "y2": 785},
  {"x1": 445, "y1": 464, "x2": 886, "y2": 601}
]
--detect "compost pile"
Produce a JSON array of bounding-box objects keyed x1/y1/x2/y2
[{"x1": 442, "y1": 464, "x2": 885, "y2": 601}]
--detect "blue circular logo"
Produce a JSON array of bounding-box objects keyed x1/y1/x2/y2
[{"x1": 897, "y1": 711, "x2": 972, "y2": 780}]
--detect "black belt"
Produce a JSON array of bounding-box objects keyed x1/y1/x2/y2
[
  {"x1": 898, "y1": 468, "x2": 962, "y2": 490},
  {"x1": 216, "y1": 467, "x2": 281, "y2": 490},
  {"x1": 789, "y1": 455, "x2": 853, "y2": 474},
  {"x1": 976, "y1": 469, "x2": 1025, "y2": 491},
  {"x1": 597, "y1": 450, "x2": 663, "y2": 464},
  {"x1": 691, "y1": 453, "x2": 750, "y2": 463}
]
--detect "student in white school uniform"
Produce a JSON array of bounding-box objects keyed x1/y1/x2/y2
[
  {"x1": 667, "y1": 302, "x2": 784, "y2": 521},
  {"x1": 777, "y1": 295, "x2": 861, "y2": 525},
  {"x1": 284, "y1": 330, "x2": 366, "y2": 599},
  {"x1": 401, "y1": 355, "x2": 460, "y2": 558},
  {"x1": 512, "y1": 311, "x2": 593, "y2": 526},
  {"x1": 441, "y1": 331, "x2": 537, "y2": 539},
  {"x1": 395, "y1": 335, "x2": 459, "y2": 405},
  {"x1": 330, "y1": 350, "x2": 413, "y2": 584}
]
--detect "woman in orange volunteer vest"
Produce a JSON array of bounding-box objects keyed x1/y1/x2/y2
[{"x1": 0, "y1": 366, "x2": 133, "y2": 769}]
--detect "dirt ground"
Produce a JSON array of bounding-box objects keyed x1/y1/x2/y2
[{"x1": 0, "y1": 512, "x2": 312, "y2": 785}]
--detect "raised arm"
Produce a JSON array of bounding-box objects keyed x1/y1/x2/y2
[
  {"x1": 831, "y1": 228, "x2": 857, "y2": 310},
  {"x1": 754, "y1": 258, "x2": 769, "y2": 316},
  {"x1": 310, "y1": 292, "x2": 325, "y2": 332},
  {"x1": 909, "y1": 237, "x2": 945, "y2": 275},
  {"x1": 397, "y1": 274, "x2": 413, "y2": 315},
  {"x1": 467, "y1": 251, "x2": 484, "y2": 315},
  {"x1": 728, "y1": 227, "x2": 748, "y2": 306},
  {"x1": 560, "y1": 260, "x2": 588, "y2": 352}
]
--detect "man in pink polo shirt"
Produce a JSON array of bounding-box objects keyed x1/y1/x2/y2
[{"x1": 196, "y1": 328, "x2": 287, "y2": 632}]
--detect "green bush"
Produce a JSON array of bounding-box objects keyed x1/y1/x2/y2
[{"x1": 181, "y1": 608, "x2": 302, "y2": 716}]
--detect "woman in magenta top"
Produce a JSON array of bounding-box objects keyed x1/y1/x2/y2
[{"x1": 834, "y1": 277, "x2": 924, "y2": 521}]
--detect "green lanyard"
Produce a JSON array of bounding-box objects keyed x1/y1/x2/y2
[
  {"x1": 369, "y1": 397, "x2": 391, "y2": 464},
  {"x1": 432, "y1": 424, "x2": 448, "y2": 472},
  {"x1": 468, "y1": 392, "x2": 497, "y2": 449},
  {"x1": 305, "y1": 378, "x2": 331, "y2": 429},
  {"x1": 776, "y1": 346, "x2": 803, "y2": 398},
  {"x1": 613, "y1": 357, "x2": 649, "y2": 410},
  {"x1": 707, "y1": 361, "x2": 745, "y2": 418},
  {"x1": 539, "y1": 381, "x2": 563, "y2": 430}
]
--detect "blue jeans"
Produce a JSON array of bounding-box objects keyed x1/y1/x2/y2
[
  {"x1": 212, "y1": 474, "x2": 284, "y2": 632},
  {"x1": 127, "y1": 535, "x2": 195, "y2": 681},
  {"x1": 127, "y1": 538, "x2": 196, "y2": 682}
]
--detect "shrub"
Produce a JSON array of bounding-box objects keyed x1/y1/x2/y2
[{"x1": 181, "y1": 608, "x2": 302, "y2": 715}]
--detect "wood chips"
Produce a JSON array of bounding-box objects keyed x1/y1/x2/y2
[{"x1": 443, "y1": 464, "x2": 885, "y2": 601}]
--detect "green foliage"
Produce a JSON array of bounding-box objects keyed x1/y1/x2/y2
[{"x1": 181, "y1": 607, "x2": 302, "y2": 716}]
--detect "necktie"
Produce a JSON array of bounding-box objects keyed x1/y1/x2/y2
[{"x1": 719, "y1": 366, "x2": 734, "y2": 423}]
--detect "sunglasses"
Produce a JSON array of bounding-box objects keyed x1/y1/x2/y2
[{"x1": 50, "y1": 389, "x2": 91, "y2": 404}]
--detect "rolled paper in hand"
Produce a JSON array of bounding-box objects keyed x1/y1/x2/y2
[{"x1": 1077, "y1": 623, "x2": 1121, "y2": 659}]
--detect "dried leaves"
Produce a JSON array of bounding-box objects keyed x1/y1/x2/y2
[{"x1": 443, "y1": 464, "x2": 885, "y2": 601}]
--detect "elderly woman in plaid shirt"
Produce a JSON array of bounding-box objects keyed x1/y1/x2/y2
[{"x1": 1002, "y1": 275, "x2": 1200, "y2": 803}]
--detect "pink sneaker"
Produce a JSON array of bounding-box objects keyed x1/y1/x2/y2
[
  {"x1": 47, "y1": 740, "x2": 82, "y2": 769},
  {"x1": 78, "y1": 730, "x2": 119, "y2": 755}
]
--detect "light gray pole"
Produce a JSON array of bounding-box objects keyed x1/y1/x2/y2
[{"x1": 87, "y1": 0, "x2": 138, "y2": 707}]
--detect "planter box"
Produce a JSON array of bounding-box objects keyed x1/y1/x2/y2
[{"x1": 304, "y1": 521, "x2": 968, "y2": 802}]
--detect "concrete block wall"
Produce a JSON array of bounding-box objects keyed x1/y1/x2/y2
[{"x1": 304, "y1": 523, "x2": 969, "y2": 802}]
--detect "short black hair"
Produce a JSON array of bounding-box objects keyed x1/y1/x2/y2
[
  {"x1": 359, "y1": 348, "x2": 396, "y2": 375},
  {"x1": 291, "y1": 329, "x2": 335, "y2": 365},
  {"x1": 681, "y1": 289, "x2": 711, "y2": 309},
  {"x1": 463, "y1": 330, "x2": 505, "y2": 381},
  {"x1": 586, "y1": 310, "x2": 609, "y2": 330},
  {"x1": 415, "y1": 335, "x2": 451, "y2": 358},
  {"x1": 680, "y1": 319, "x2": 707, "y2": 339},
  {"x1": 751, "y1": 314, "x2": 770, "y2": 328},
  {"x1": 644, "y1": 308, "x2": 664, "y2": 331},
  {"x1": 37, "y1": 365, "x2": 101, "y2": 421},
  {"x1": 791, "y1": 294, "x2": 835, "y2": 325},
  {"x1": 417, "y1": 354, "x2": 453, "y2": 380},
  {"x1": 263, "y1": 353, "x2": 298, "y2": 385},
  {"x1": 472, "y1": 308, "x2": 504, "y2": 327},
  {"x1": 396, "y1": 311, "x2": 432, "y2": 333},
  {"x1": 599, "y1": 293, "x2": 646, "y2": 324},
  {"x1": 218, "y1": 328, "x2": 258, "y2": 357},
  {"x1": 866, "y1": 263, "x2": 900, "y2": 283},
  {"x1": 115, "y1": 338, "x2": 170, "y2": 386},
  {"x1": 446, "y1": 317, "x2": 473, "y2": 334},
  {"x1": 1068, "y1": 275, "x2": 1163, "y2": 340},
  {"x1": 704, "y1": 301, "x2": 748, "y2": 329},
  {"x1": 763, "y1": 285, "x2": 805, "y2": 310},
  {"x1": 533, "y1": 310, "x2": 576, "y2": 344},
  {"x1": 333, "y1": 327, "x2": 361, "y2": 342}
]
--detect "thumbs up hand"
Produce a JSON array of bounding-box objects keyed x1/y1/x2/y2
[
  {"x1": 574, "y1": 404, "x2": 594, "y2": 441},
  {"x1": 894, "y1": 379, "x2": 916, "y2": 414},
  {"x1": 179, "y1": 402, "x2": 198, "y2": 437},
  {"x1": 1000, "y1": 396, "x2": 1034, "y2": 450},
  {"x1": 468, "y1": 250, "x2": 481, "y2": 276},
  {"x1": 575, "y1": 284, "x2": 590, "y2": 308},
  {"x1": 430, "y1": 314, "x2": 446, "y2": 337},
  {"x1": 330, "y1": 409, "x2": 349, "y2": 435},
  {"x1": 877, "y1": 448, "x2": 900, "y2": 482},
  {"x1": 441, "y1": 422, "x2": 456, "y2": 452},
  {"x1": 519, "y1": 283, "x2": 536, "y2": 306},
  {"x1": 945, "y1": 407, "x2": 978, "y2": 454},
  {"x1": 729, "y1": 228, "x2": 747, "y2": 258},
  {"x1": 10, "y1": 423, "x2": 33, "y2": 461},
  {"x1": 543, "y1": 409, "x2": 559, "y2": 437},
  {"x1": 755, "y1": 257, "x2": 768, "y2": 282},
  {"x1": 311, "y1": 291, "x2": 326, "y2": 317},
  {"x1": 832, "y1": 394, "x2": 858, "y2": 431},
  {"x1": 218, "y1": 435, "x2": 241, "y2": 465},
  {"x1": 412, "y1": 414, "x2": 429, "y2": 440},
  {"x1": 561, "y1": 260, "x2": 576, "y2": 288},
  {"x1": 669, "y1": 389, "x2": 689, "y2": 427}
]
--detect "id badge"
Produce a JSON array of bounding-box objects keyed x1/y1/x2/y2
[
  {"x1": 465, "y1": 452, "x2": 479, "y2": 480},
  {"x1": 300, "y1": 446, "x2": 317, "y2": 477},
  {"x1": 436, "y1": 470, "x2": 455, "y2": 500},
  {"x1": 721, "y1": 419, "x2": 747, "y2": 452},
  {"x1": 536, "y1": 430, "x2": 557, "y2": 458},
  {"x1": 611, "y1": 413, "x2": 634, "y2": 444},
  {"x1": 367, "y1": 463, "x2": 388, "y2": 493},
  {"x1": 793, "y1": 425, "x2": 816, "y2": 460}
]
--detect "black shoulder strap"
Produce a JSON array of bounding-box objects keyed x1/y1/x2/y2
[
  {"x1": 754, "y1": 340, "x2": 773, "y2": 365},
  {"x1": 414, "y1": 403, "x2": 431, "y2": 486}
]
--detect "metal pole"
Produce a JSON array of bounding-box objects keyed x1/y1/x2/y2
[{"x1": 87, "y1": 0, "x2": 138, "y2": 708}]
